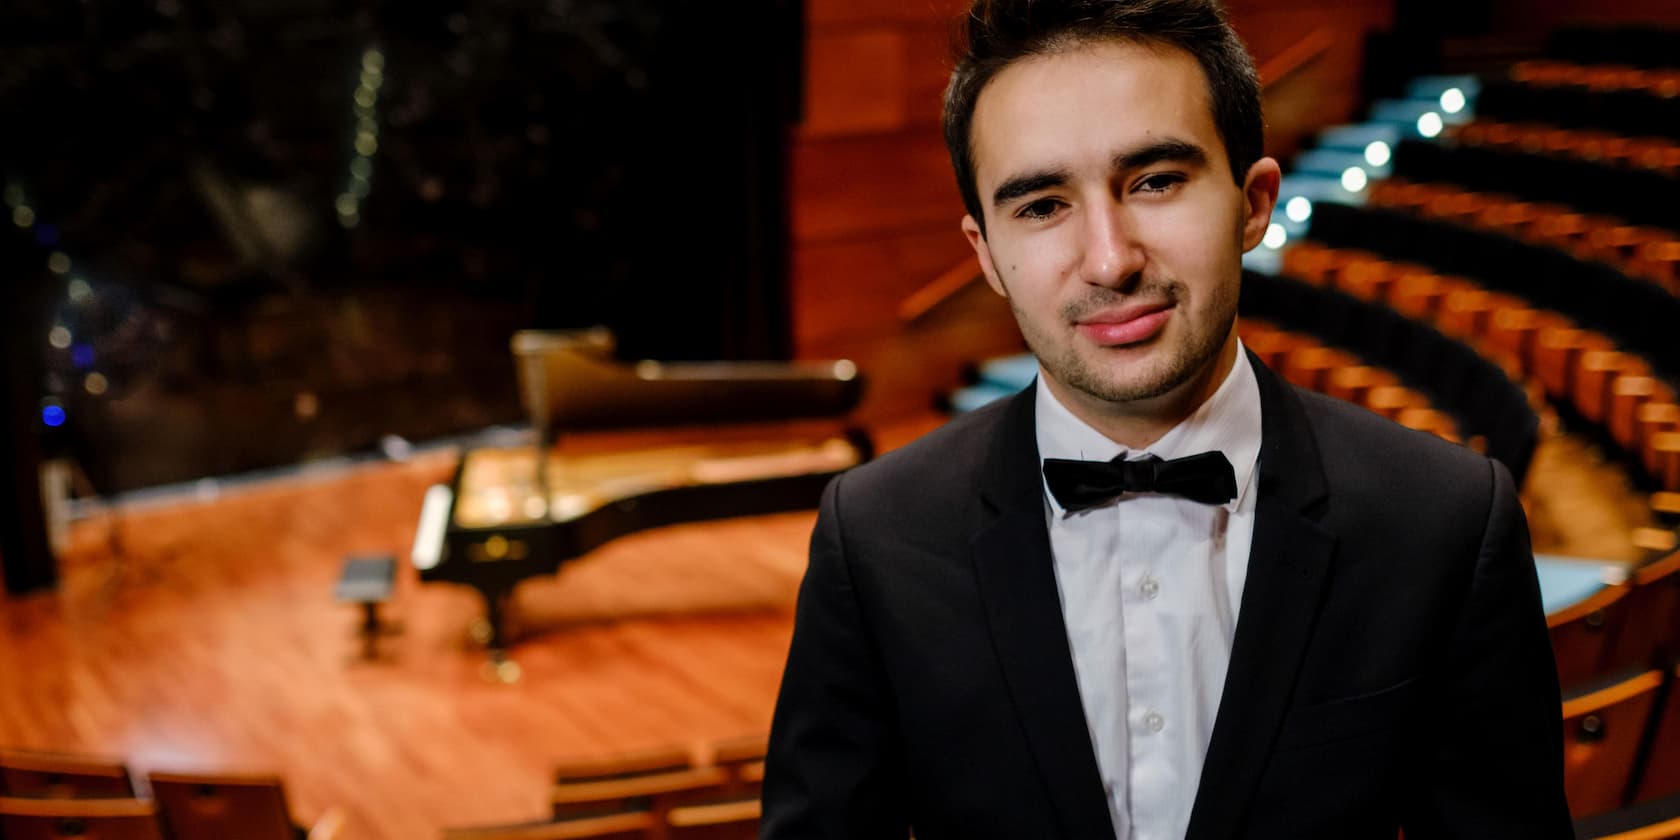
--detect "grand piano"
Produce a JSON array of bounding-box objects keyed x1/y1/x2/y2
[{"x1": 410, "y1": 329, "x2": 870, "y2": 673}]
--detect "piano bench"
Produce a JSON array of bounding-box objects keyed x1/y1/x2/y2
[{"x1": 334, "y1": 555, "x2": 396, "y2": 638}]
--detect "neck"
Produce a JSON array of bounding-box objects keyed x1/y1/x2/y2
[{"x1": 1045, "y1": 330, "x2": 1239, "y2": 451}]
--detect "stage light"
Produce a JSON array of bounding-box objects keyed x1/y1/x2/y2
[
  {"x1": 67, "y1": 278, "x2": 93, "y2": 304},
  {"x1": 336, "y1": 194, "x2": 358, "y2": 216},
  {"x1": 1440, "y1": 87, "x2": 1466, "y2": 114},
  {"x1": 1364, "y1": 140, "x2": 1392, "y2": 167},
  {"x1": 1417, "y1": 112, "x2": 1444, "y2": 138},
  {"x1": 71, "y1": 343, "x2": 95, "y2": 369},
  {"x1": 1285, "y1": 196, "x2": 1313, "y2": 223},
  {"x1": 362, "y1": 50, "x2": 384, "y2": 73},
  {"x1": 41, "y1": 404, "x2": 66, "y2": 428},
  {"x1": 2, "y1": 184, "x2": 21, "y2": 208},
  {"x1": 84, "y1": 372, "x2": 108, "y2": 396},
  {"x1": 355, "y1": 134, "x2": 378, "y2": 156},
  {"x1": 12, "y1": 206, "x2": 34, "y2": 227},
  {"x1": 1340, "y1": 166, "x2": 1368, "y2": 193},
  {"x1": 1263, "y1": 223, "x2": 1287, "y2": 250},
  {"x1": 47, "y1": 252, "x2": 70, "y2": 274},
  {"x1": 354, "y1": 88, "x2": 376, "y2": 109},
  {"x1": 350, "y1": 158, "x2": 373, "y2": 180},
  {"x1": 48, "y1": 326, "x2": 71, "y2": 349}
]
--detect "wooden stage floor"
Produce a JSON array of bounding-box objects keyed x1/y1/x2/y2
[{"x1": 0, "y1": 416, "x2": 1656, "y2": 839}]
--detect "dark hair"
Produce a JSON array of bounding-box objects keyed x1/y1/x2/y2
[{"x1": 943, "y1": 0, "x2": 1263, "y2": 235}]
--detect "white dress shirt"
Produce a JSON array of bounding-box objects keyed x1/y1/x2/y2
[{"x1": 1035, "y1": 344, "x2": 1263, "y2": 840}]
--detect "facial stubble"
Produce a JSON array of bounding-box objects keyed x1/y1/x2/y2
[{"x1": 1006, "y1": 273, "x2": 1239, "y2": 406}]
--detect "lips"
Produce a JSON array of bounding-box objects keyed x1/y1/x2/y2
[{"x1": 1075, "y1": 303, "x2": 1174, "y2": 346}]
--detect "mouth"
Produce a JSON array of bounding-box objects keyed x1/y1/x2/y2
[{"x1": 1074, "y1": 302, "x2": 1175, "y2": 346}]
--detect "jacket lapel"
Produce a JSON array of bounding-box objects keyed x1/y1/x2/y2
[
  {"x1": 971, "y1": 384, "x2": 1116, "y2": 840},
  {"x1": 1184, "y1": 351, "x2": 1338, "y2": 840}
]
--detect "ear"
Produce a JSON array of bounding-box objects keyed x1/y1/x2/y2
[
  {"x1": 1238, "y1": 156, "x2": 1282, "y2": 252},
  {"x1": 962, "y1": 214, "x2": 1009, "y2": 298}
]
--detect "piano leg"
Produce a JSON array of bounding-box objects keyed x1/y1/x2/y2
[{"x1": 469, "y1": 583, "x2": 523, "y2": 684}]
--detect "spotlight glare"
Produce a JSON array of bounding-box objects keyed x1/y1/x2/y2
[
  {"x1": 363, "y1": 50, "x2": 385, "y2": 73},
  {"x1": 355, "y1": 134, "x2": 378, "y2": 156},
  {"x1": 1440, "y1": 87, "x2": 1467, "y2": 114},
  {"x1": 1417, "y1": 112, "x2": 1444, "y2": 138},
  {"x1": 67, "y1": 278, "x2": 93, "y2": 303},
  {"x1": 41, "y1": 405, "x2": 67, "y2": 428},
  {"x1": 1340, "y1": 166, "x2": 1369, "y2": 193},
  {"x1": 1364, "y1": 140, "x2": 1392, "y2": 167},
  {"x1": 1263, "y1": 223, "x2": 1288, "y2": 250},
  {"x1": 84, "y1": 372, "x2": 108, "y2": 396},
  {"x1": 47, "y1": 251, "x2": 70, "y2": 274},
  {"x1": 12, "y1": 206, "x2": 35, "y2": 227},
  {"x1": 1285, "y1": 196, "x2": 1313, "y2": 223},
  {"x1": 48, "y1": 326, "x2": 71, "y2": 349},
  {"x1": 336, "y1": 194, "x2": 359, "y2": 216}
]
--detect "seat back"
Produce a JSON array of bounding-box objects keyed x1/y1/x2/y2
[
  {"x1": 1609, "y1": 553, "x2": 1680, "y2": 675},
  {"x1": 551, "y1": 767, "x2": 729, "y2": 823},
  {"x1": 554, "y1": 745, "x2": 694, "y2": 785},
  {"x1": 0, "y1": 796, "x2": 163, "y2": 840},
  {"x1": 0, "y1": 752, "x2": 134, "y2": 799},
  {"x1": 1551, "y1": 584, "x2": 1635, "y2": 692},
  {"x1": 442, "y1": 811, "x2": 654, "y2": 840},
  {"x1": 1636, "y1": 664, "x2": 1680, "y2": 803},
  {"x1": 706, "y1": 736, "x2": 767, "y2": 798},
  {"x1": 147, "y1": 771, "x2": 295, "y2": 840},
  {"x1": 666, "y1": 799, "x2": 760, "y2": 840},
  {"x1": 1563, "y1": 670, "x2": 1665, "y2": 817}
]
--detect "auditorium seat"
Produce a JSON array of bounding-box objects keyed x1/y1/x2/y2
[
  {"x1": 555, "y1": 746, "x2": 694, "y2": 785},
  {"x1": 1576, "y1": 791, "x2": 1680, "y2": 840},
  {"x1": 441, "y1": 811, "x2": 654, "y2": 840},
  {"x1": 1634, "y1": 663, "x2": 1680, "y2": 805},
  {"x1": 0, "y1": 750, "x2": 134, "y2": 799},
  {"x1": 706, "y1": 735, "x2": 767, "y2": 797},
  {"x1": 147, "y1": 770, "x2": 341, "y2": 840},
  {"x1": 550, "y1": 767, "x2": 730, "y2": 823},
  {"x1": 1606, "y1": 552, "x2": 1680, "y2": 678},
  {"x1": 1562, "y1": 670, "x2": 1666, "y2": 817},
  {"x1": 1551, "y1": 584, "x2": 1635, "y2": 693},
  {"x1": 665, "y1": 799, "x2": 760, "y2": 840},
  {"x1": 0, "y1": 796, "x2": 163, "y2": 840}
]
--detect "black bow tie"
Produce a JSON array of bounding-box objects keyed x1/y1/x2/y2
[{"x1": 1043, "y1": 451, "x2": 1237, "y2": 511}]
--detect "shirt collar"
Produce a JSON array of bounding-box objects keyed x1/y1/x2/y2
[{"x1": 1035, "y1": 341, "x2": 1263, "y2": 516}]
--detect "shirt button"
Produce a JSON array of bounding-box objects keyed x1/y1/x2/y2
[
  {"x1": 1144, "y1": 710, "x2": 1165, "y2": 733},
  {"x1": 1139, "y1": 575, "x2": 1160, "y2": 600}
]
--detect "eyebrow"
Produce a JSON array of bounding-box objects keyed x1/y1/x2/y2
[{"x1": 989, "y1": 138, "x2": 1211, "y2": 210}]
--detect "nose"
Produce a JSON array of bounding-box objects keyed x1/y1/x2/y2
[{"x1": 1078, "y1": 200, "x2": 1146, "y2": 289}]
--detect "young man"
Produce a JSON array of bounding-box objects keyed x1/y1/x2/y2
[{"x1": 762, "y1": 1, "x2": 1571, "y2": 837}]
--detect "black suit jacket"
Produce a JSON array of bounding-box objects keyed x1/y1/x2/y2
[{"x1": 762, "y1": 353, "x2": 1572, "y2": 839}]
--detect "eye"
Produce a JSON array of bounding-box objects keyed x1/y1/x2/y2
[
  {"x1": 1016, "y1": 198, "x2": 1063, "y2": 220},
  {"x1": 1134, "y1": 173, "x2": 1186, "y2": 194}
]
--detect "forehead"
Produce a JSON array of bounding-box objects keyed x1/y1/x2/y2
[{"x1": 969, "y1": 39, "x2": 1223, "y2": 191}]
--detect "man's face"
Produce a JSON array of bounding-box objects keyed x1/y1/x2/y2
[{"x1": 962, "y1": 39, "x2": 1278, "y2": 415}]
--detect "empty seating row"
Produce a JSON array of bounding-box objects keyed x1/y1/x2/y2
[
  {"x1": 1394, "y1": 136, "x2": 1680, "y2": 240},
  {"x1": 1367, "y1": 174, "x2": 1680, "y2": 297},
  {"x1": 1453, "y1": 118, "x2": 1680, "y2": 179},
  {"x1": 0, "y1": 748, "x2": 340, "y2": 840},
  {"x1": 1478, "y1": 73, "x2": 1680, "y2": 145},
  {"x1": 444, "y1": 736, "x2": 769, "y2": 840},
  {"x1": 1304, "y1": 202, "x2": 1680, "y2": 391},
  {"x1": 1239, "y1": 270, "x2": 1537, "y2": 482}
]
